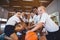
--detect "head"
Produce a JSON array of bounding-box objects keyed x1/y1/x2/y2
[
  {"x1": 15, "y1": 23, "x2": 23, "y2": 32},
  {"x1": 32, "y1": 7, "x2": 38, "y2": 15},
  {"x1": 38, "y1": 6, "x2": 46, "y2": 14},
  {"x1": 30, "y1": 12, "x2": 34, "y2": 17},
  {"x1": 15, "y1": 11, "x2": 21, "y2": 18},
  {"x1": 15, "y1": 23, "x2": 24, "y2": 32},
  {"x1": 21, "y1": 12, "x2": 26, "y2": 17}
]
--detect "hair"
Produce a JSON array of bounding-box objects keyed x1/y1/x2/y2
[
  {"x1": 31, "y1": 6, "x2": 37, "y2": 12},
  {"x1": 39, "y1": 6, "x2": 46, "y2": 10},
  {"x1": 15, "y1": 22, "x2": 21, "y2": 27},
  {"x1": 15, "y1": 10, "x2": 20, "y2": 13},
  {"x1": 32, "y1": 6, "x2": 37, "y2": 9}
]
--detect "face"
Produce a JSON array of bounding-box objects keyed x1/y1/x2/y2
[
  {"x1": 33, "y1": 8, "x2": 38, "y2": 14},
  {"x1": 31, "y1": 13, "x2": 34, "y2": 17},
  {"x1": 15, "y1": 24, "x2": 24, "y2": 31},
  {"x1": 38, "y1": 7, "x2": 43, "y2": 15},
  {"x1": 16, "y1": 12, "x2": 21, "y2": 17}
]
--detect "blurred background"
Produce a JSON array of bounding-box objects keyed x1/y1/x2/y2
[{"x1": 0, "y1": 0, "x2": 60, "y2": 34}]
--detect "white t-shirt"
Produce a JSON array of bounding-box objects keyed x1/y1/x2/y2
[
  {"x1": 33, "y1": 15, "x2": 40, "y2": 24},
  {"x1": 17, "y1": 32, "x2": 22, "y2": 36},
  {"x1": 22, "y1": 16, "x2": 34, "y2": 23},
  {"x1": 23, "y1": 17, "x2": 28, "y2": 22},
  {"x1": 39, "y1": 13, "x2": 59, "y2": 32},
  {"x1": 29, "y1": 16, "x2": 34, "y2": 23},
  {"x1": 6, "y1": 15, "x2": 21, "y2": 26}
]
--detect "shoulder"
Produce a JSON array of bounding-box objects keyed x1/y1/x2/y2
[
  {"x1": 43, "y1": 13, "x2": 48, "y2": 15},
  {"x1": 42, "y1": 13, "x2": 49, "y2": 17}
]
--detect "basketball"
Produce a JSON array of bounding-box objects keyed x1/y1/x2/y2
[{"x1": 25, "y1": 31, "x2": 38, "y2": 40}]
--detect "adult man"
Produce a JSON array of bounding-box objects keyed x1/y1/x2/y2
[{"x1": 27, "y1": 6, "x2": 60, "y2": 40}]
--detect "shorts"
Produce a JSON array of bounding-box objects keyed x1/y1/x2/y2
[
  {"x1": 46, "y1": 27, "x2": 60, "y2": 40},
  {"x1": 4, "y1": 25, "x2": 15, "y2": 37}
]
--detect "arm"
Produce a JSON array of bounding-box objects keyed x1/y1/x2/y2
[
  {"x1": 28, "y1": 13, "x2": 48, "y2": 32},
  {"x1": 30, "y1": 22, "x2": 43, "y2": 32}
]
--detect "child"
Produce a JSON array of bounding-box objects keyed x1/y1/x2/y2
[{"x1": 4, "y1": 11, "x2": 21, "y2": 40}]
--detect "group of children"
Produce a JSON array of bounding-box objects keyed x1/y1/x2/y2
[{"x1": 4, "y1": 6, "x2": 60, "y2": 40}]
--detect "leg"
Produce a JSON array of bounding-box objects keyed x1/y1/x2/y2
[
  {"x1": 10, "y1": 33, "x2": 18, "y2": 40},
  {"x1": 46, "y1": 32, "x2": 56, "y2": 40},
  {"x1": 55, "y1": 29, "x2": 60, "y2": 40},
  {"x1": 40, "y1": 35, "x2": 47, "y2": 40}
]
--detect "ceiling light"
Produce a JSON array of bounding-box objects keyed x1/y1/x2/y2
[
  {"x1": 9, "y1": 12, "x2": 15, "y2": 13},
  {"x1": 39, "y1": 1, "x2": 49, "y2": 3},
  {"x1": 12, "y1": 6, "x2": 21, "y2": 7},
  {"x1": 24, "y1": 6, "x2": 32, "y2": 8},
  {"x1": 23, "y1": 0, "x2": 33, "y2": 1}
]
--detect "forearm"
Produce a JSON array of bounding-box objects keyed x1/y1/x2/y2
[{"x1": 30, "y1": 22, "x2": 43, "y2": 32}]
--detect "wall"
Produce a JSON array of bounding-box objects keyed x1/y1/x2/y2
[
  {"x1": 46, "y1": 0, "x2": 58, "y2": 14},
  {"x1": 46, "y1": 0, "x2": 60, "y2": 26},
  {"x1": 0, "y1": 6, "x2": 9, "y2": 32},
  {"x1": 57, "y1": 0, "x2": 60, "y2": 26},
  {"x1": 0, "y1": 6, "x2": 8, "y2": 19}
]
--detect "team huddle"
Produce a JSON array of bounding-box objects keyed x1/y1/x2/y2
[{"x1": 4, "y1": 6, "x2": 60, "y2": 40}]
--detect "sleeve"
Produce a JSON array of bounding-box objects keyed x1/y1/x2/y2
[
  {"x1": 33, "y1": 15, "x2": 37, "y2": 22},
  {"x1": 39, "y1": 13, "x2": 48, "y2": 23},
  {"x1": 15, "y1": 18, "x2": 21, "y2": 23},
  {"x1": 29, "y1": 18, "x2": 34, "y2": 22},
  {"x1": 33, "y1": 15, "x2": 36, "y2": 21},
  {"x1": 33, "y1": 17, "x2": 34, "y2": 22}
]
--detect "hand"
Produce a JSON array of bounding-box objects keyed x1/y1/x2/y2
[{"x1": 26, "y1": 30, "x2": 32, "y2": 34}]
